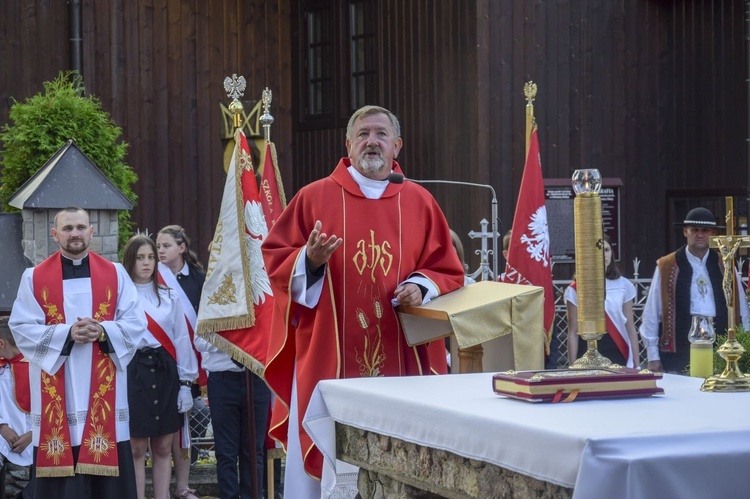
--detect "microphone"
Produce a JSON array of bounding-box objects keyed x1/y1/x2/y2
[
  {"x1": 385, "y1": 172, "x2": 501, "y2": 281},
  {"x1": 386, "y1": 172, "x2": 404, "y2": 184}
]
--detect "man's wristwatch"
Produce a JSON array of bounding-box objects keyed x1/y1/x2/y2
[
  {"x1": 98, "y1": 326, "x2": 107, "y2": 342},
  {"x1": 179, "y1": 381, "x2": 192, "y2": 388}
]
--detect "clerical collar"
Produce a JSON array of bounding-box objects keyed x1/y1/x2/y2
[
  {"x1": 347, "y1": 166, "x2": 392, "y2": 199},
  {"x1": 61, "y1": 253, "x2": 91, "y2": 279}
]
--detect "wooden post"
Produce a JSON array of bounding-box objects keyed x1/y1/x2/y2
[{"x1": 458, "y1": 345, "x2": 484, "y2": 373}]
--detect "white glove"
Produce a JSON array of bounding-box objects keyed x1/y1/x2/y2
[{"x1": 177, "y1": 385, "x2": 193, "y2": 413}]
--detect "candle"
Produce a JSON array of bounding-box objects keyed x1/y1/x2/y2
[{"x1": 690, "y1": 343, "x2": 713, "y2": 378}]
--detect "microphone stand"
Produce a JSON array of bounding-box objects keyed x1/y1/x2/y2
[{"x1": 405, "y1": 178, "x2": 500, "y2": 280}]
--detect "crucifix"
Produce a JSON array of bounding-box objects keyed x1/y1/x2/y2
[
  {"x1": 468, "y1": 218, "x2": 498, "y2": 281},
  {"x1": 702, "y1": 196, "x2": 750, "y2": 392}
]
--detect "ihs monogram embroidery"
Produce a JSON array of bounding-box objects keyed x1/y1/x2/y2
[
  {"x1": 40, "y1": 375, "x2": 69, "y2": 464},
  {"x1": 353, "y1": 230, "x2": 393, "y2": 282},
  {"x1": 83, "y1": 349, "x2": 116, "y2": 463}
]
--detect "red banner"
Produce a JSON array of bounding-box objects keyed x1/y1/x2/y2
[
  {"x1": 503, "y1": 129, "x2": 555, "y2": 353},
  {"x1": 197, "y1": 130, "x2": 280, "y2": 375},
  {"x1": 259, "y1": 142, "x2": 286, "y2": 229}
]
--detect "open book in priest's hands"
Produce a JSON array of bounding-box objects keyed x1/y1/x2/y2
[{"x1": 492, "y1": 367, "x2": 664, "y2": 403}]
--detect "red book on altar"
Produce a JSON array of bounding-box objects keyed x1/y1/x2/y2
[{"x1": 492, "y1": 367, "x2": 664, "y2": 403}]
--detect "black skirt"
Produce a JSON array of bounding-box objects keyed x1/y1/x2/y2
[{"x1": 127, "y1": 347, "x2": 180, "y2": 438}]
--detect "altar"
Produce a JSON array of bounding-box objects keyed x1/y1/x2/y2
[{"x1": 303, "y1": 372, "x2": 750, "y2": 499}]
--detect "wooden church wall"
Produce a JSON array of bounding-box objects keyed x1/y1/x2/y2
[
  {"x1": 288, "y1": 0, "x2": 748, "y2": 277},
  {"x1": 0, "y1": 0, "x2": 292, "y2": 264},
  {"x1": 290, "y1": 0, "x2": 487, "y2": 275},
  {"x1": 480, "y1": 0, "x2": 748, "y2": 277},
  {"x1": 1, "y1": 0, "x2": 747, "y2": 274}
]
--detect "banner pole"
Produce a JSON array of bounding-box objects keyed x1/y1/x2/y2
[{"x1": 524, "y1": 82, "x2": 538, "y2": 156}]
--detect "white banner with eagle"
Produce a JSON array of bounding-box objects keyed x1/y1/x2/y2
[{"x1": 196, "y1": 128, "x2": 273, "y2": 375}]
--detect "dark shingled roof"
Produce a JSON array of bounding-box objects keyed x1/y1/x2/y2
[
  {"x1": 0, "y1": 213, "x2": 32, "y2": 313},
  {"x1": 8, "y1": 139, "x2": 134, "y2": 210}
]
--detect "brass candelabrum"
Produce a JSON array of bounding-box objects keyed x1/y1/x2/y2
[
  {"x1": 570, "y1": 169, "x2": 612, "y2": 368},
  {"x1": 701, "y1": 196, "x2": 750, "y2": 392}
]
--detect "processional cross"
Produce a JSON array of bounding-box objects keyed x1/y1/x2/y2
[
  {"x1": 468, "y1": 218, "x2": 498, "y2": 281},
  {"x1": 702, "y1": 196, "x2": 750, "y2": 391}
]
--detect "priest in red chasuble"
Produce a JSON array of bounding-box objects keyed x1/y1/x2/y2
[
  {"x1": 262, "y1": 105, "x2": 465, "y2": 496},
  {"x1": 9, "y1": 207, "x2": 145, "y2": 499}
]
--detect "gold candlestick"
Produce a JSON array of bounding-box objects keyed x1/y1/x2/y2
[
  {"x1": 570, "y1": 169, "x2": 612, "y2": 368},
  {"x1": 702, "y1": 196, "x2": 750, "y2": 392}
]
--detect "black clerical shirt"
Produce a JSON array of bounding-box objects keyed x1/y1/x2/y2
[{"x1": 59, "y1": 253, "x2": 112, "y2": 355}]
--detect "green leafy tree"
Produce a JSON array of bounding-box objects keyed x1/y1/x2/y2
[{"x1": 0, "y1": 71, "x2": 137, "y2": 247}]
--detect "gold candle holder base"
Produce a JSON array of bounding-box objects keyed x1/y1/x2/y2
[
  {"x1": 701, "y1": 374, "x2": 750, "y2": 392},
  {"x1": 701, "y1": 335, "x2": 750, "y2": 392},
  {"x1": 571, "y1": 337, "x2": 613, "y2": 369}
]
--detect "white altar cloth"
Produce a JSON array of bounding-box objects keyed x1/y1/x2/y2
[{"x1": 303, "y1": 373, "x2": 750, "y2": 499}]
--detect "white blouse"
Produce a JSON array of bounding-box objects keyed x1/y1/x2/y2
[{"x1": 135, "y1": 282, "x2": 198, "y2": 382}]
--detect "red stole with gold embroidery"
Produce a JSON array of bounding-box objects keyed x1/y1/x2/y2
[{"x1": 33, "y1": 252, "x2": 120, "y2": 477}]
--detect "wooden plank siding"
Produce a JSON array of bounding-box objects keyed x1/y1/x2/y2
[
  {"x1": 0, "y1": 0, "x2": 292, "y2": 264},
  {"x1": 0, "y1": 0, "x2": 747, "y2": 277}
]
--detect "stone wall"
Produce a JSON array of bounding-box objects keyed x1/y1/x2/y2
[
  {"x1": 21, "y1": 209, "x2": 120, "y2": 264},
  {"x1": 3, "y1": 463, "x2": 30, "y2": 498},
  {"x1": 337, "y1": 423, "x2": 574, "y2": 499}
]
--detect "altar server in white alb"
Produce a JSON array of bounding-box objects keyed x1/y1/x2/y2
[
  {"x1": 9, "y1": 207, "x2": 146, "y2": 499},
  {"x1": 0, "y1": 317, "x2": 34, "y2": 498}
]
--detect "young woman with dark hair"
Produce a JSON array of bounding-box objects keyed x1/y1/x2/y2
[{"x1": 122, "y1": 235, "x2": 198, "y2": 499}]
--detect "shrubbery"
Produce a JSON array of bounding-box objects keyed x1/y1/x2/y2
[{"x1": 0, "y1": 72, "x2": 137, "y2": 247}]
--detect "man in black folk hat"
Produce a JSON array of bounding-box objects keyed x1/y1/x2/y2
[{"x1": 639, "y1": 207, "x2": 750, "y2": 373}]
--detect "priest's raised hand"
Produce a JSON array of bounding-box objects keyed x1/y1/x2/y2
[{"x1": 305, "y1": 219, "x2": 343, "y2": 272}]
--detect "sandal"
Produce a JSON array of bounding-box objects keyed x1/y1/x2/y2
[{"x1": 174, "y1": 488, "x2": 199, "y2": 499}]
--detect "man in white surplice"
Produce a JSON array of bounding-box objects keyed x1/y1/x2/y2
[{"x1": 9, "y1": 207, "x2": 145, "y2": 499}]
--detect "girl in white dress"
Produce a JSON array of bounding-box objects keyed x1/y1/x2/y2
[{"x1": 122, "y1": 235, "x2": 198, "y2": 499}]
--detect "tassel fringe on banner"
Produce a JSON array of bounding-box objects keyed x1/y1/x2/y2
[
  {"x1": 196, "y1": 315, "x2": 255, "y2": 335},
  {"x1": 201, "y1": 331, "x2": 265, "y2": 378}
]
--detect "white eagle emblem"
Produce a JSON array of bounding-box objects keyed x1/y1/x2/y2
[
  {"x1": 520, "y1": 205, "x2": 550, "y2": 267},
  {"x1": 244, "y1": 199, "x2": 273, "y2": 305}
]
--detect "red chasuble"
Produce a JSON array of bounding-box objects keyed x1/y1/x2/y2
[{"x1": 262, "y1": 159, "x2": 464, "y2": 478}]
